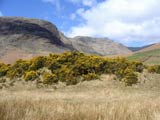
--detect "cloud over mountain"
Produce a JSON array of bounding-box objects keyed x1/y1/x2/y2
[{"x1": 67, "y1": 0, "x2": 160, "y2": 46}]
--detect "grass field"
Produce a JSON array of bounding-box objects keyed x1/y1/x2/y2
[
  {"x1": 127, "y1": 49, "x2": 160, "y2": 65},
  {"x1": 0, "y1": 73, "x2": 160, "y2": 120}
]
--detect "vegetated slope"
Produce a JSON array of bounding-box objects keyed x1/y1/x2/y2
[
  {"x1": 128, "y1": 44, "x2": 154, "y2": 52},
  {"x1": 70, "y1": 36, "x2": 132, "y2": 56},
  {"x1": 128, "y1": 49, "x2": 160, "y2": 65},
  {"x1": 0, "y1": 17, "x2": 132, "y2": 63},
  {"x1": 136, "y1": 43, "x2": 160, "y2": 53}
]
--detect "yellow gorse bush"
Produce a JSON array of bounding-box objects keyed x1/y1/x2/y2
[
  {"x1": 0, "y1": 51, "x2": 159, "y2": 86},
  {"x1": 148, "y1": 65, "x2": 160, "y2": 74},
  {"x1": 24, "y1": 71, "x2": 38, "y2": 81},
  {"x1": 42, "y1": 72, "x2": 58, "y2": 84},
  {"x1": 0, "y1": 63, "x2": 9, "y2": 77},
  {"x1": 7, "y1": 60, "x2": 30, "y2": 78}
]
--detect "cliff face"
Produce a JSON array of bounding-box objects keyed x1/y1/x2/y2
[
  {"x1": 0, "y1": 19, "x2": 63, "y2": 46},
  {"x1": 0, "y1": 17, "x2": 71, "y2": 47},
  {"x1": 0, "y1": 17, "x2": 73, "y2": 63},
  {"x1": 0, "y1": 17, "x2": 132, "y2": 63}
]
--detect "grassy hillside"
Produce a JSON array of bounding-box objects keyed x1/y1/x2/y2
[
  {"x1": 128, "y1": 49, "x2": 160, "y2": 65},
  {"x1": 136, "y1": 43, "x2": 160, "y2": 53}
]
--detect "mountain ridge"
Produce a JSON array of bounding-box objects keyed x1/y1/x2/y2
[
  {"x1": 70, "y1": 36, "x2": 132, "y2": 56},
  {"x1": 128, "y1": 44, "x2": 155, "y2": 52},
  {"x1": 0, "y1": 17, "x2": 132, "y2": 63},
  {"x1": 135, "y1": 43, "x2": 160, "y2": 53}
]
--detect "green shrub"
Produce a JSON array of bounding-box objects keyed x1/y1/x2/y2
[
  {"x1": 29, "y1": 56, "x2": 46, "y2": 70},
  {"x1": 148, "y1": 65, "x2": 160, "y2": 74},
  {"x1": 130, "y1": 61, "x2": 144, "y2": 73},
  {"x1": 6, "y1": 60, "x2": 30, "y2": 78},
  {"x1": 45, "y1": 54, "x2": 59, "y2": 67},
  {"x1": 0, "y1": 78, "x2": 6, "y2": 83},
  {"x1": 42, "y1": 72, "x2": 58, "y2": 84},
  {"x1": 148, "y1": 66, "x2": 156, "y2": 73},
  {"x1": 48, "y1": 61, "x2": 61, "y2": 73},
  {"x1": 115, "y1": 69, "x2": 125, "y2": 81},
  {"x1": 72, "y1": 55, "x2": 103, "y2": 75},
  {"x1": 7, "y1": 68, "x2": 23, "y2": 79},
  {"x1": 57, "y1": 51, "x2": 83, "y2": 65},
  {"x1": 0, "y1": 63, "x2": 9, "y2": 77},
  {"x1": 54, "y1": 65, "x2": 78, "y2": 85},
  {"x1": 24, "y1": 71, "x2": 38, "y2": 81},
  {"x1": 65, "y1": 76, "x2": 78, "y2": 85},
  {"x1": 55, "y1": 65, "x2": 76, "y2": 82},
  {"x1": 82, "y1": 73, "x2": 99, "y2": 81},
  {"x1": 14, "y1": 60, "x2": 30, "y2": 71},
  {"x1": 123, "y1": 69, "x2": 138, "y2": 86}
]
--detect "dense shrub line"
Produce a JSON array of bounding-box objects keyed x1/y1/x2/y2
[{"x1": 0, "y1": 51, "x2": 159, "y2": 86}]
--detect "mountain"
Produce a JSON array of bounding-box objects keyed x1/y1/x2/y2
[
  {"x1": 0, "y1": 17, "x2": 74, "y2": 63},
  {"x1": 128, "y1": 43, "x2": 160, "y2": 65},
  {"x1": 70, "y1": 36, "x2": 132, "y2": 56},
  {"x1": 0, "y1": 17, "x2": 132, "y2": 63},
  {"x1": 128, "y1": 44, "x2": 154, "y2": 52},
  {"x1": 135, "y1": 43, "x2": 160, "y2": 53}
]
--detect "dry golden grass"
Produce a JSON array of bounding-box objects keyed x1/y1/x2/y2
[{"x1": 0, "y1": 74, "x2": 160, "y2": 120}]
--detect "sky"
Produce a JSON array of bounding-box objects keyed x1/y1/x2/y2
[{"x1": 0, "y1": 0, "x2": 160, "y2": 47}]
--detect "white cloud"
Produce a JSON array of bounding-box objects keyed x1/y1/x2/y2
[
  {"x1": 42, "y1": 0, "x2": 61, "y2": 11},
  {"x1": 0, "y1": 11, "x2": 3, "y2": 16},
  {"x1": 68, "y1": 0, "x2": 97, "y2": 7},
  {"x1": 67, "y1": 0, "x2": 160, "y2": 46}
]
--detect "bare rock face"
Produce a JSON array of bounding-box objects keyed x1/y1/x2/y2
[
  {"x1": 0, "y1": 17, "x2": 73, "y2": 48},
  {"x1": 0, "y1": 17, "x2": 132, "y2": 63}
]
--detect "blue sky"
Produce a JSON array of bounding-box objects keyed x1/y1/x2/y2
[
  {"x1": 0, "y1": 0, "x2": 103, "y2": 33},
  {"x1": 0, "y1": 0, "x2": 160, "y2": 47},
  {"x1": 0, "y1": 0, "x2": 80, "y2": 31}
]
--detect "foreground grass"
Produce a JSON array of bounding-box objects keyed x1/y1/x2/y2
[{"x1": 0, "y1": 74, "x2": 160, "y2": 120}]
